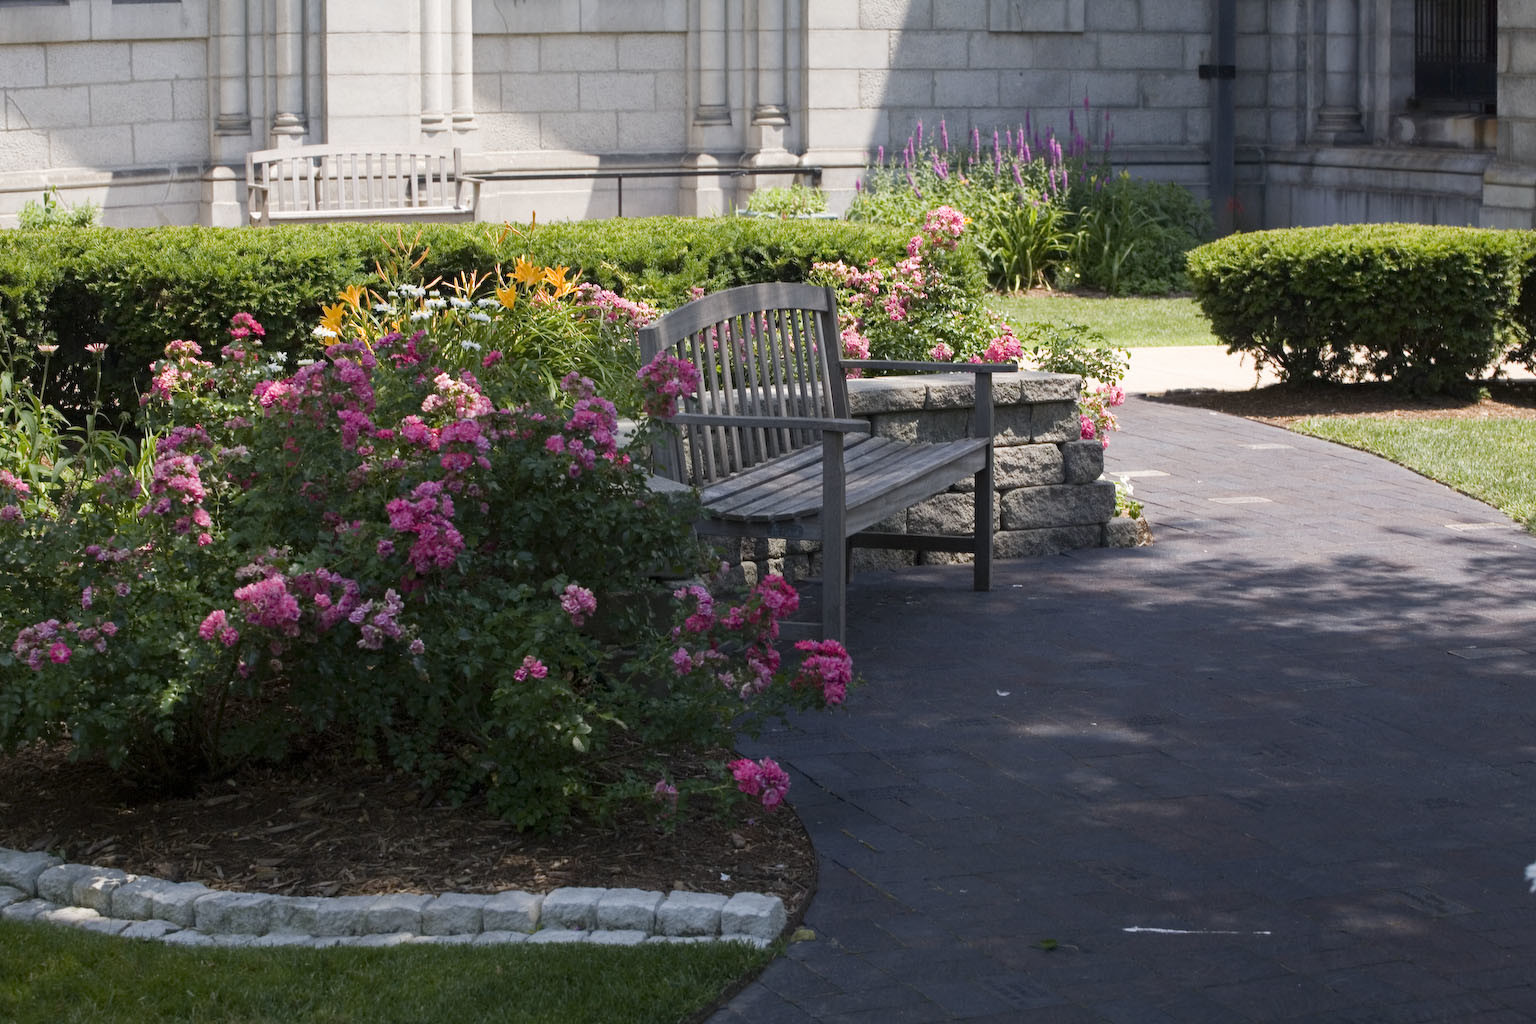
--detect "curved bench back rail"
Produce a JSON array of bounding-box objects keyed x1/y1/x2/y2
[{"x1": 639, "y1": 282, "x2": 1014, "y2": 642}]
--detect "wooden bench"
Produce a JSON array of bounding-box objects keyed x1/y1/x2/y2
[
  {"x1": 245, "y1": 145, "x2": 482, "y2": 226},
  {"x1": 637, "y1": 282, "x2": 1016, "y2": 642}
]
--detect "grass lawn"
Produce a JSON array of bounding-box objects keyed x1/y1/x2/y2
[
  {"x1": 0, "y1": 920, "x2": 772, "y2": 1024},
  {"x1": 1289, "y1": 415, "x2": 1536, "y2": 530},
  {"x1": 986, "y1": 293, "x2": 1218, "y2": 349}
]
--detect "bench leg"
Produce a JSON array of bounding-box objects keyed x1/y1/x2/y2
[
  {"x1": 973, "y1": 451, "x2": 994, "y2": 592},
  {"x1": 822, "y1": 433, "x2": 847, "y2": 642}
]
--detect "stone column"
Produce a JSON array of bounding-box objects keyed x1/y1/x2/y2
[
  {"x1": 1316, "y1": 0, "x2": 1365, "y2": 139},
  {"x1": 420, "y1": 0, "x2": 447, "y2": 132},
  {"x1": 215, "y1": 0, "x2": 251, "y2": 135},
  {"x1": 451, "y1": 0, "x2": 474, "y2": 130},
  {"x1": 695, "y1": 0, "x2": 731, "y2": 126},
  {"x1": 271, "y1": 0, "x2": 307, "y2": 141},
  {"x1": 683, "y1": 0, "x2": 738, "y2": 215},
  {"x1": 1482, "y1": 3, "x2": 1536, "y2": 226},
  {"x1": 742, "y1": 0, "x2": 797, "y2": 196}
]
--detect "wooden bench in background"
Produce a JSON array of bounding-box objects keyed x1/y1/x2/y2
[
  {"x1": 638, "y1": 282, "x2": 1015, "y2": 642},
  {"x1": 245, "y1": 145, "x2": 482, "y2": 226}
]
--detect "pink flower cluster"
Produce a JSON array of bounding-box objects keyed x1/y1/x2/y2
[
  {"x1": 0, "y1": 469, "x2": 29, "y2": 523},
  {"x1": 142, "y1": 427, "x2": 214, "y2": 545},
  {"x1": 13, "y1": 617, "x2": 116, "y2": 670},
  {"x1": 513, "y1": 655, "x2": 549, "y2": 681},
  {"x1": 576, "y1": 284, "x2": 661, "y2": 330},
  {"x1": 560, "y1": 583, "x2": 596, "y2": 627},
  {"x1": 385, "y1": 479, "x2": 464, "y2": 573},
  {"x1": 921, "y1": 205, "x2": 967, "y2": 250},
  {"x1": 792, "y1": 639, "x2": 853, "y2": 706},
  {"x1": 233, "y1": 572, "x2": 303, "y2": 636},
  {"x1": 198, "y1": 608, "x2": 241, "y2": 647},
  {"x1": 550, "y1": 374, "x2": 624, "y2": 479},
  {"x1": 671, "y1": 575, "x2": 801, "y2": 699},
  {"x1": 1078, "y1": 382, "x2": 1127, "y2": 448},
  {"x1": 144, "y1": 339, "x2": 215, "y2": 404},
  {"x1": 976, "y1": 324, "x2": 1023, "y2": 364},
  {"x1": 637, "y1": 351, "x2": 701, "y2": 419},
  {"x1": 730, "y1": 756, "x2": 790, "y2": 809}
]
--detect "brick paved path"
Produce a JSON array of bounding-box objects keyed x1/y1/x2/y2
[{"x1": 711, "y1": 397, "x2": 1536, "y2": 1023}]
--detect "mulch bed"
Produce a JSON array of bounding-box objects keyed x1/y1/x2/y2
[{"x1": 0, "y1": 741, "x2": 815, "y2": 921}]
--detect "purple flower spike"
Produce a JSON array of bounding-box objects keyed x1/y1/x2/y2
[
  {"x1": 939, "y1": 118, "x2": 949, "y2": 151},
  {"x1": 916, "y1": 120, "x2": 923, "y2": 150},
  {"x1": 877, "y1": 145, "x2": 885, "y2": 165},
  {"x1": 972, "y1": 126, "x2": 980, "y2": 156}
]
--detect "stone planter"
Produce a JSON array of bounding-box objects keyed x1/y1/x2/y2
[{"x1": 728, "y1": 370, "x2": 1141, "y2": 583}]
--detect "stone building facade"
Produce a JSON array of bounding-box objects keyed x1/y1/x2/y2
[{"x1": 0, "y1": 0, "x2": 1531, "y2": 231}]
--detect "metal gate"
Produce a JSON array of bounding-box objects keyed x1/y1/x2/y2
[{"x1": 1415, "y1": 0, "x2": 1497, "y2": 111}]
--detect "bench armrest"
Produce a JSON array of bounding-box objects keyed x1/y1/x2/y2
[
  {"x1": 842, "y1": 360, "x2": 1018, "y2": 374},
  {"x1": 667, "y1": 412, "x2": 873, "y2": 434}
]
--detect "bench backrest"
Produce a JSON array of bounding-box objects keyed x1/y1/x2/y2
[
  {"x1": 246, "y1": 145, "x2": 469, "y2": 217},
  {"x1": 637, "y1": 282, "x2": 848, "y2": 486}
]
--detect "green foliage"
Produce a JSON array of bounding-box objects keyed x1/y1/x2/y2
[
  {"x1": 744, "y1": 184, "x2": 829, "y2": 217},
  {"x1": 0, "y1": 918, "x2": 773, "y2": 1024},
  {"x1": 1187, "y1": 224, "x2": 1536, "y2": 395},
  {"x1": 0, "y1": 219, "x2": 912, "y2": 426},
  {"x1": 848, "y1": 113, "x2": 1210, "y2": 295},
  {"x1": 17, "y1": 188, "x2": 98, "y2": 230}
]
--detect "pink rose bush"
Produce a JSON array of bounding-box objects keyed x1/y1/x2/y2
[{"x1": 2, "y1": 281, "x2": 859, "y2": 830}]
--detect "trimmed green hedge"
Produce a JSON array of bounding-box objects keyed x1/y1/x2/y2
[
  {"x1": 0, "y1": 217, "x2": 924, "y2": 420},
  {"x1": 1186, "y1": 224, "x2": 1536, "y2": 395}
]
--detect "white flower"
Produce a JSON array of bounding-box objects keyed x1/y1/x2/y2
[
  {"x1": 425, "y1": 298, "x2": 448, "y2": 310},
  {"x1": 373, "y1": 303, "x2": 394, "y2": 313},
  {"x1": 460, "y1": 340, "x2": 483, "y2": 350},
  {"x1": 450, "y1": 297, "x2": 471, "y2": 310},
  {"x1": 312, "y1": 326, "x2": 338, "y2": 339},
  {"x1": 468, "y1": 312, "x2": 492, "y2": 324},
  {"x1": 476, "y1": 298, "x2": 499, "y2": 308},
  {"x1": 410, "y1": 310, "x2": 432, "y2": 322}
]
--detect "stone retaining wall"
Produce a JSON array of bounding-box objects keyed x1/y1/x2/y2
[{"x1": 729, "y1": 371, "x2": 1144, "y2": 584}]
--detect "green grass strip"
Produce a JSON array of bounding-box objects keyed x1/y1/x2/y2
[
  {"x1": 986, "y1": 294, "x2": 1218, "y2": 349},
  {"x1": 0, "y1": 920, "x2": 772, "y2": 1024},
  {"x1": 1290, "y1": 416, "x2": 1536, "y2": 530}
]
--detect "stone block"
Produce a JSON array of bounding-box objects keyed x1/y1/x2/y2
[
  {"x1": 348, "y1": 932, "x2": 414, "y2": 947},
  {"x1": 112, "y1": 877, "x2": 177, "y2": 920},
  {"x1": 0, "y1": 46, "x2": 46, "y2": 89},
  {"x1": 46, "y1": 42, "x2": 132, "y2": 86},
  {"x1": 48, "y1": 125, "x2": 134, "y2": 168},
  {"x1": 618, "y1": 34, "x2": 684, "y2": 71},
  {"x1": 935, "y1": 69, "x2": 1000, "y2": 107},
  {"x1": 37, "y1": 904, "x2": 104, "y2": 928},
  {"x1": 120, "y1": 919, "x2": 180, "y2": 941},
  {"x1": 540, "y1": 886, "x2": 605, "y2": 930},
  {"x1": 129, "y1": 39, "x2": 207, "y2": 81},
  {"x1": 160, "y1": 929, "x2": 216, "y2": 946},
  {"x1": 422, "y1": 892, "x2": 490, "y2": 935},
  {"x1": 907, "y1": 491, "x2": 997, "y2": 536},
  {"x1": 994, "y1": 524, "x2": 1104, "y2": 559},
  {"x1": 250, "y1": 932, "x2": 317, "y2": 947},
  {"x1": 922, "y1": 375, "x2": 981, "y2": 410},
  {"x1": 1016, "y1": 373, "x2": 1082, "y2": 403},
  {"x1": 1105, "y1": 516, "x2": 1153, "y2": 548},
  {"x1": 527, "y1": 928, "x2": 589, "y2": 944},
  {"x1": 194, "y1": 891, "x2": 276, "y2": 935},
  {"x1": 1029, "y1": 402, "x2": 1081, "y2": 443},
  {"x1": 407, "y1": 933, "x2": 478, "y2": 945},
  {"x1": 75, "y1": 916, "x2": 132, "y2": 936},
  {"x1": 148, "y1": 881, "x2": 211, "y2": 928},
  {"x1": 996, "y1": 443, "x2": 1063, "y2": 489},
  {"x1": 806, "y1": 30, "x2": 892, "y2": 71},
  {"x1": 73, "y1": 870, "x2": 133, "y2": 915},
  {"x1": 468, "y1": 930, "x2": 525, "y2": 945},
  {"x1": 0, "y1": 849, "x2": 61, "y2": 895},
  {"x1": 867, "y1": 409, "x2": 971, "y2": 444},
  {"x1": 1, "y1": 899, "x2": 54, "y2": 923},
  {"x1": 0, "y1": 885, "x2": 25, "y2": 907},
  {"x1": 656, "y1": 891, "x2": 727, "y2": 936},
  {"x1": 268, "y1": 897, "x2": 322, "y2": 934},
  {"x1": 992, "y1": 405, "x2": 1033, "y2": 444},
  {"x1": 132, "y1": 120, "x2": 209, "y2": 166},
  {"x1": 362, "y1": 893, "x2": 432, "y2": 934},
  {"x1": 6, "y1": 86, "x2": 91, "y2": 130},
  {"x1": 541, "y1": 34, "x2": 617, "y2": 72},
  {"x1": 846, "y1": 376, "x2": 926, "y2": 415},
  {"x1": 311, "y1": 895, "x2": 379, "y2": 936},
  {"x1": 595, "y1": 888, "x2": 662, "y2": 932},
  {"x1": 90, "y1": 81, "x2": 172, "y2": 127},
  {"x1": 588, "y1": 929, "x2": 648, "y2": 946},
  {"x1": 579, "y1": 72, "x2": 656, "y2": 112},
  {"x1": 1060, "y1": 439, "x2": 1104, "y2": 484},
  {"x1": 35, "y1": 863, "x2": 97, "y2": 905},
  {"x1": 618, "y1": 110, "x2": 684, "y2": 153},
  {"x1": 482, "y1": 890, "x2": 542, "y2": 932},
  {"x1": 1001, "y1": 481, "x2": 1115, "y2": 531},
  {"x1": 720, "y1": 892, "x2": 786, "y2": 941},
  {"x1": 646, "y1": 934, "x2": 716, "y2": 944}
]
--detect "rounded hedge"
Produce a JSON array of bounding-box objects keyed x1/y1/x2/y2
[{"x1": 1186, "y1": 223, "x2": 1536, "y2": 395}]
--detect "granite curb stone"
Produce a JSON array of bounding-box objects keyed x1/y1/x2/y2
[{"x1": 0, "y1": 844, "x2": 786, "y2": 948}]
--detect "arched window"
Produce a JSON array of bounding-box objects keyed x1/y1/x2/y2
[{"x1": 1415, "y1": 0, "x2": 1497, "y2": 113}]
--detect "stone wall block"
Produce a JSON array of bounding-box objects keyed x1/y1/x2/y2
[
  {"x1": 35, "y1": 863, "x2": 96, "y2": 905},
  {"x1": 423, "y1": 893, "x2": 490, "y2": 935},
  {"x1": 1061, "y1": 439, "x2": 1105, "y2": 483},
  {"x1": 847, "y1": 378, "x2": 926, "y2": 415},
  {"x1": 922, "y1": 376, "x2": 980, "y2": 410},
  {"x1": 269, "y1": 897, "x2": 322, "y2": 934},
  {"x1": 1001, "y1": 481, "x2": 1116, "y2": 531},
  {"x1": 596, "y1": 888, "x2": 663, "y2": 932},
  {"x1": 995, "y1": 524, "x2": 1105, "y2": 558},
  {"x1": 363, "y1": 893, "x2": 432, "y2": 934},
  {"x1": 0, "y1": 885, "x2": 26, "y2": 907},
  {"x1": 657, "y1": 891, "x2": 727, "y2": 936},
  {"x1": 1030, "y1": 402, "x2": 1080, "y2": 443},
  {"x1": 483, "y1": 890, "x2": 543, "y2": 932},
  {"x1": 992, "y1": 405, "x2": 1033, "y2": 444},
  {"x1": 0, "y1": 849, "x2": 60, "y2": 895},
  {"x1": 1, "y1": 898, "x2": 54, "y2": 923},
  {"x1": 193, "y1": 891, "x2": 276, "y2": 935},
  {"x1": 720, "y1": 892, "x2": 786, "y2": 940},
  {"x1": 996, "y1": 444, "x2": 1064, "y2": 489},
  {"x1": 908, "y1": 491, "x2": 998, "y2": 536},
  {"x1": 846, "y1": 548, "x2": 918, "y2": 573},
  {"x1": 148, "y1": 881, "x2": 210, "y2": 928},
  {"x1": 1105, "y1": 516, "x2": 1154, "y2": 547},
  {"x1": 1015, "y1": 373, "x2": 1082, "y2": 403},
  {"x1": 73, "y1": 869, "x2": 132, "y2": 914},
  {"x1": 311, "y1": 895, "x2": 379, "y2": 936}
]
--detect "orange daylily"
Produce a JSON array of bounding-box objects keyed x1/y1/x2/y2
[
  {"x1": 319, "y1": 302, "x2": 348, "y2": 338},
  {"x1": 512, "y1": 256, "x2": 545, "y2": 289},
  {"x1": 494, "y1": 282, "x2": 519, "y2": 309},
  {"x1": 544, "y1": 264, "x2": 577, "y2": 298},
  {"x1": 338, "y1": 283, "x2": 367, "y2": 309}
]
